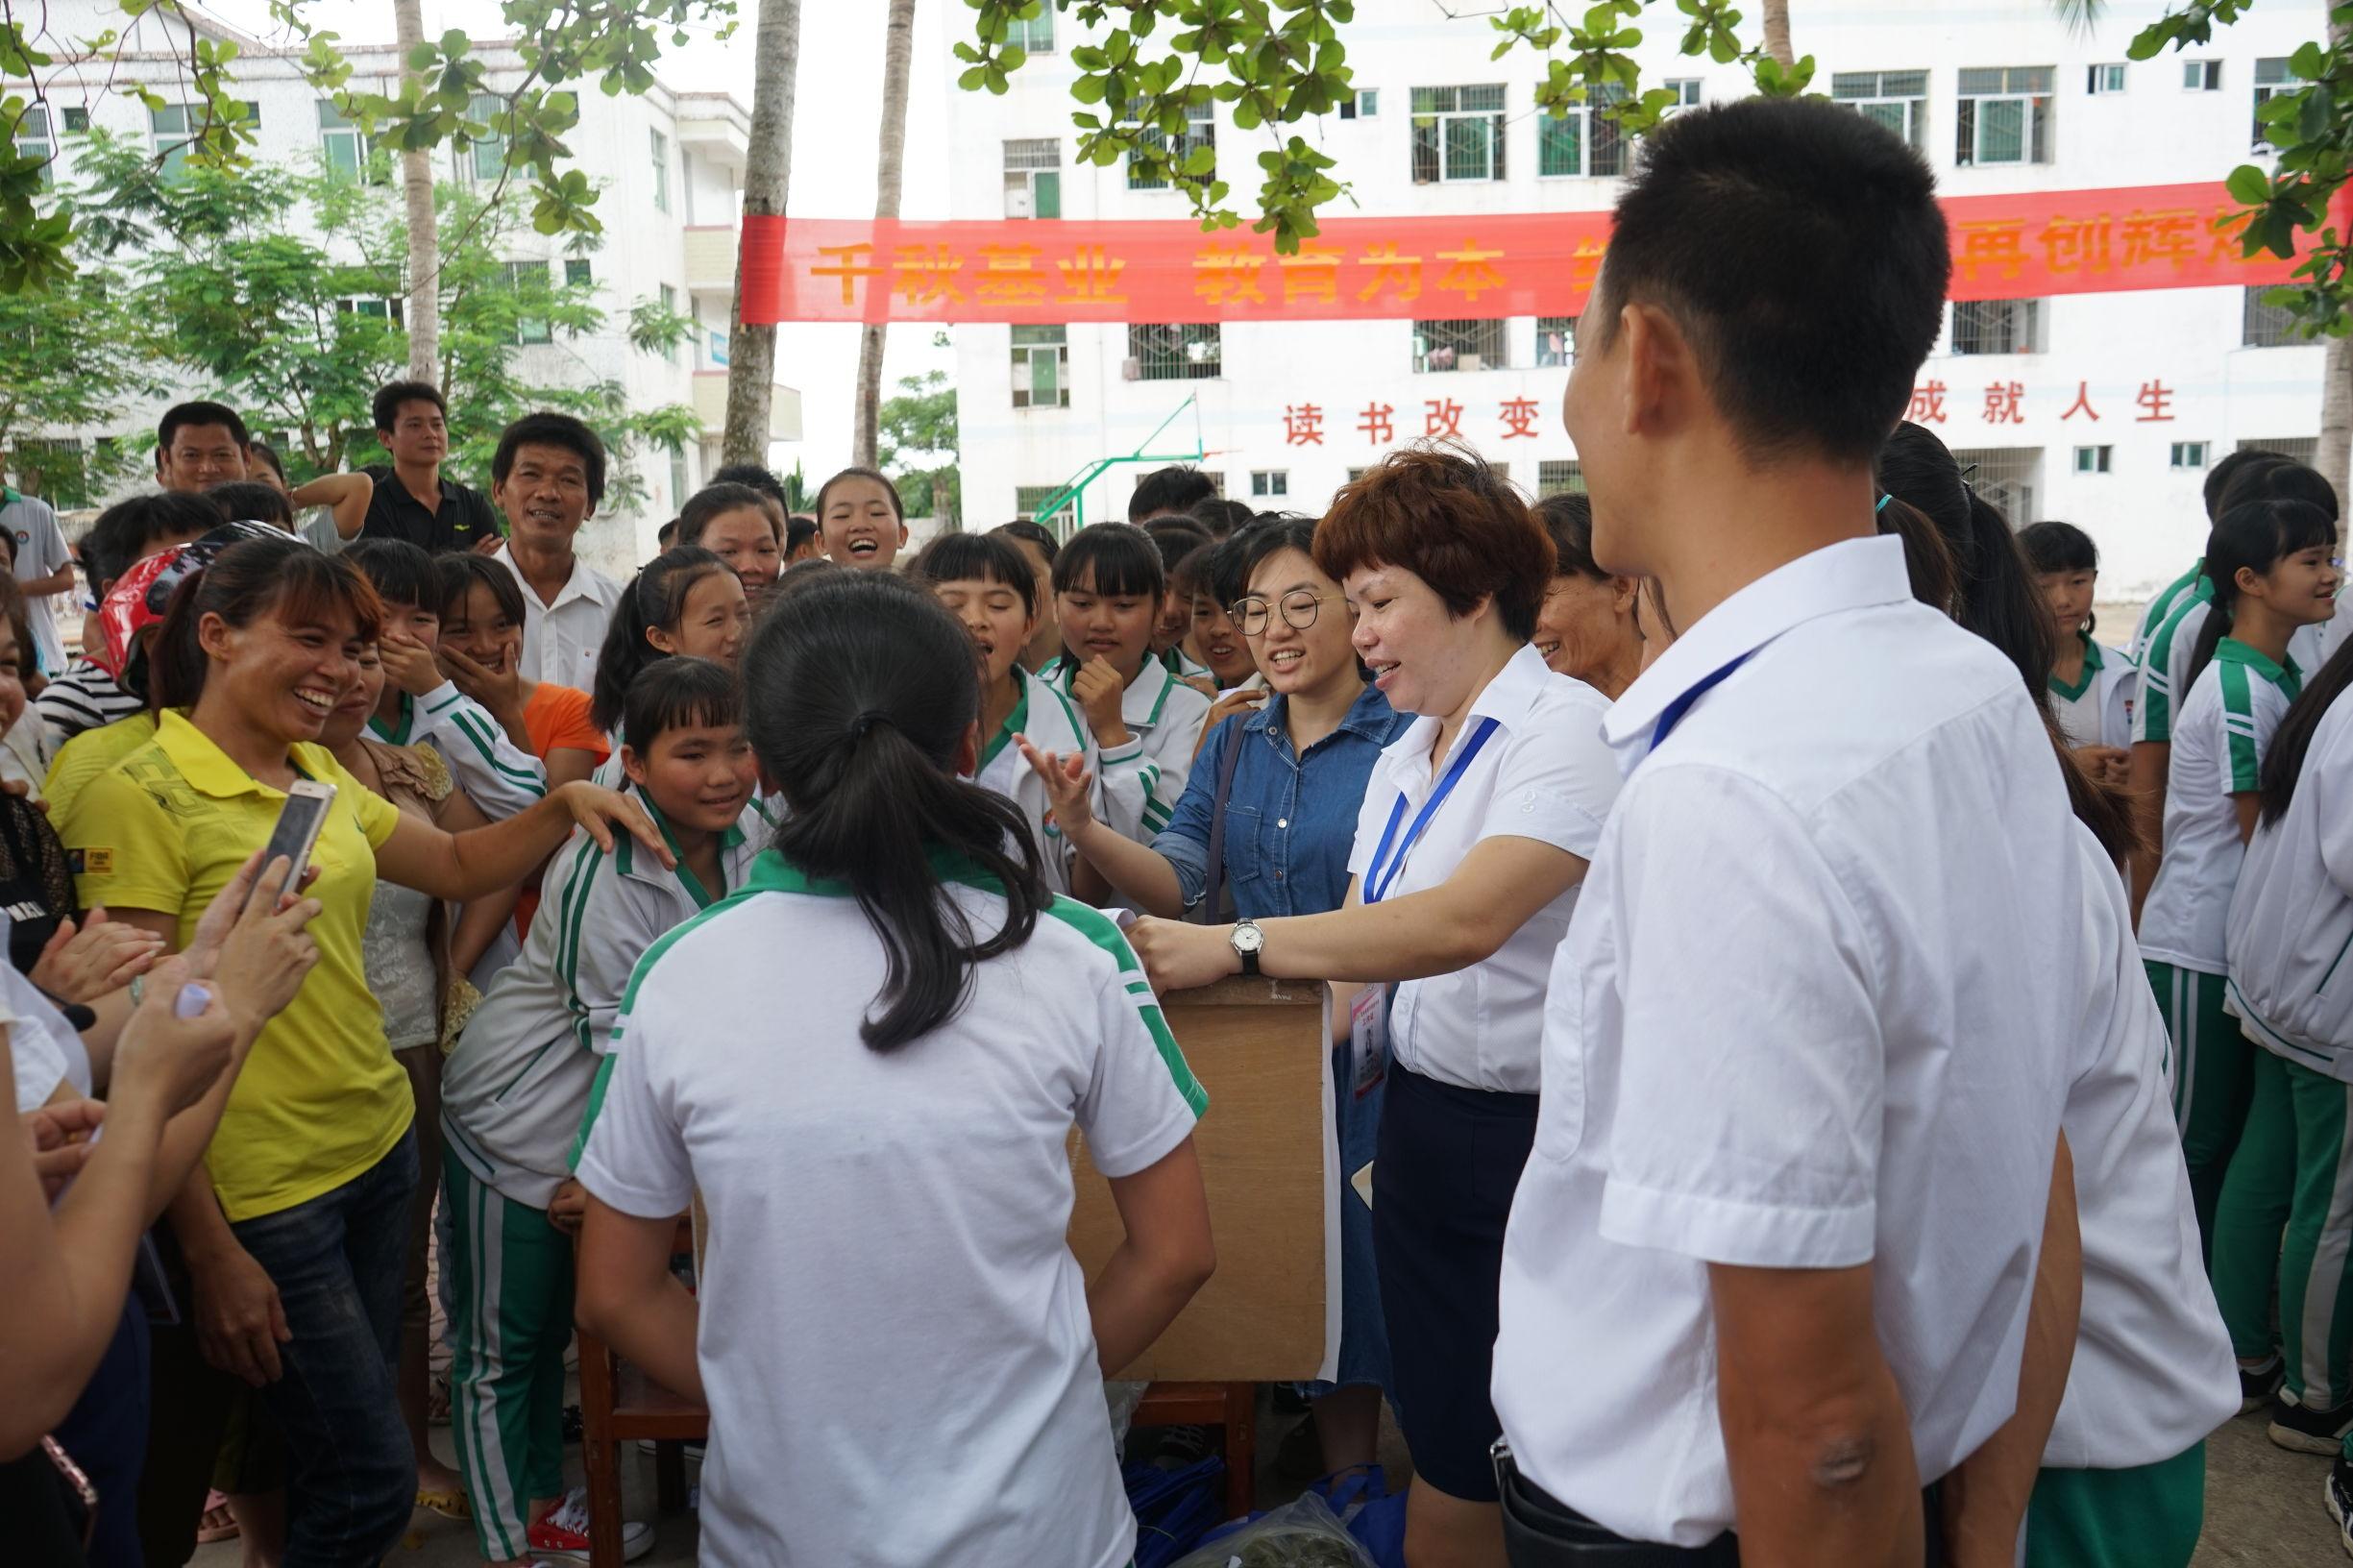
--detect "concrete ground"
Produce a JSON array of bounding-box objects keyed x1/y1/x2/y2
[{"x1": 186, "y1": 1395, "x2": 2342, "y2": 1566}]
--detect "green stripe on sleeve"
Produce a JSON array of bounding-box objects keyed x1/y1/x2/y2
[
  {"x1": 2219, "y1": 663, "x2": 2263, "y2": 792},
  {"x1": 1042, "y1": 895, "x2": 1210, "y2": 1116},
  {"x1": 452, "y1": 709, "x2": 548, "y2": 795}
]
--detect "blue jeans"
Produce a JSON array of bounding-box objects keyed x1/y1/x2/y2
[{"x1": 229, "y1": 1130, "x2": 419, "y2": 1568}]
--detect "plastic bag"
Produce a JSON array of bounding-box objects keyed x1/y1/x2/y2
[
  {"x1": 1167, "y1": 1491, "x2": 1377, "y2": 1568},
  {"x1": 1105, "y1": 1379, "x2": 1150, "y2": 1458}
]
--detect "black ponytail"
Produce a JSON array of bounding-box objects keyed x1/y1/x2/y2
[
  {"x1": 2260, "y1": 634, "x2": 2353, "y2": 825},
  {"x1": 745, "y1": 571, "x2": 1051, "y2": 1052},
  {"x1": 592, "y1": 546, "x2": 727, "y2": 734},
  {"x1": 1877, "y1": 423, "x2": 2052, "y2": 707},
  {"x1": 2184, "y1": 498, "x2": 2338, "y2": 694}
]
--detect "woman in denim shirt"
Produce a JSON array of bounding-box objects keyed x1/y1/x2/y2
[{"x1": 1025, "y1": 517, "x2": 1405, "y2": 1473}]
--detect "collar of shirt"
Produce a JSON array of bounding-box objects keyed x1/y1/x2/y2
[
  {"x1": 2216, "y1": 634, "x2": 2301, "y2": 691},
  {"x1": 615, "y1": 784, "x2": 762, "y2": 899},
  {"x1": 494, "y1": 543, "x2": 619, "y2": 613},
  {"x1": 152, "y1": 709, "x2": 323, "y2": 800},
  {"x1": 1245, "y1": 679, "x2": 1399, "y2": 754},
  {"x1": 1379, "y1": 640, "x2": 1557, "y2": 778},
  {"x1": 1603, "y1": 534, "x2": 1913, "y2": 774},
  {"x1": 748, "y1": 844, "x2": 997, "y2": 899}
]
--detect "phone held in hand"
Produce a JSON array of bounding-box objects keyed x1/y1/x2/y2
[{"x1": 246, "y1": 780, "x2": 336, "y2": 913}]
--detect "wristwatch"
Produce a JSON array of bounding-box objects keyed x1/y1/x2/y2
[{"x1": 1230, "y1": 919, "x2": 1264, "y2": 977}]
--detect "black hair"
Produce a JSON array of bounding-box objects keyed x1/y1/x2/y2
[
  {"x1": 2205, "y1": 449, "x2": 2285, "y2": 522},
  {"x1": 204, "y1": 480, "x2": 291, "y2": 528},
  {"x1": 1128, "y1": 465, "x2": 1217, "y2": 523},
  {"x1": 2018, "y1": 521, "x2": 2099, "y2": 576},
  {"x1": 908, "y1": 531, "x2": 1039, "y2": 618},
  {"x1": 2260, "y1": 635, "x2": 2353, "y2": 825},
  {"x1": 78, "y1": 494, "x2": 219, "y2": 600},
  {"x1": 814, "y1": 466, "x2": 905, "y2": 524},
  {"x1": 710, "y1": 462, "x2": 789, "y2": 510},
  {"x1": 343, "y1": 538, "x2": 439, "y2": 611},
  {"x1": 1878, "y1": 422, "x2": 2052, "y2": 701},
  {"x1": 1534, "y1": 493, "x2": 1604, "y2": 580},
  {"x1": 373, "y1": 380, "x2": 447, "y2": 434},
  {"x1": 159, "y1": 401, "x2": 250, "y2": 453},
  {"x1": 1167, "y1": 541, "x2": 1215, "y2": 602},
  {"x1": 744, "y1": 571, "x2": 1049, "y2": 1052},
  {"x1": 1231, "y1": 515, "x2": 1321, "y2": 605},
  {"x1": 1186, "y1": 496, "x2": 1256, "y2": 538},
  {"x1": 592, "y1": 546, "x2": 730, "y2": 733},
  {"x1": 1876, "y1": 495, "x2": 1960, "y2": 618},
  {"x1": 493, "y1": 411, "x2": 607, "y2": 507},
  {"x1": 677, "y1": 481, "x2": 781, "y2": 549},
  {"x1": 1142, "y1": 517, "x2": 1212, "y2": 571},
  {"x1": 992, "y1": 518, "x2": 1060, "y2": 565},
  {"x1": 1590, "y1": 96, "x2": 1949, "y2": 464},
  {"x1": 2185, "y1": 499, "x2": 2339, "y2": 691},
  {"x1": 656, "y1": 519, "x2": 678, "y2": 550},
  {"x1": 773, "y1": 556, "x2": 842, "y2": 600},
  {"x1": 151, "y1": 536, "x2": 383, "y2": 711},
  {"x1": 620, "y1": 654, "x2": 740, "y2": 759},
  {"x1": 785, "y1": 515, "x2": 819, "y2": 556},
  {"x1": 2220, "y1": 456, "x2": 2341, "y2": 525},
  {"x1": 243, "y1": 439, "x2": 287, "y2": 483},
  {"x1": 1200, "y1": 530, "x2": 1256, "y2": 608},
  {"x1": 434, "y1": 550, "x2": 527, "y2": 628},
  {"x1": 1052, "y1": 523, "x2": 1166, "y2": 602}
]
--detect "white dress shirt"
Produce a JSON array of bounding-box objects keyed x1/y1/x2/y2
[
  {"x1": 490, "y1": 543, "x2": 621, "y2": 695},
  {"x1": 1494, "y1": 535, "x2": 2079, "y2": 1547},
  {"x1": 1343, "y1": 642, "x2": 1619, "y2": 1094}
]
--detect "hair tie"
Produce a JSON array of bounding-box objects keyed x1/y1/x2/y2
[{"x1": 849, "y1": 709, "x2": 894, "y2": 740}]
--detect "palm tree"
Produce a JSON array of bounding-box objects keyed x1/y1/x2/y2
[
  {"x1": 852, "y1": 0, "x2": 919, "y2": 471},
  {"x1": 394, "y1": 0, "x2": 439, "y2": 382},
  {"x1": 722, "y1": 0, "x2": 803, "y2": 466}
]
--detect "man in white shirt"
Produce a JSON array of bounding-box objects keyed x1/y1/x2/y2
[
  {"x1": 484, "y1": 412, "x2": 621, "y2": 695},
  {"x1": 1491, "y1": 97, "x2": 2082, "y2": 1567},
  {"x1": 0, "y1": 483, "x2": 75, "y2": 676}
]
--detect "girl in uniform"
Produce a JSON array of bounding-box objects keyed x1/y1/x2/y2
[
  {"x1": 675, "y1": 482, "x2": 784, "y2": 606},
  {"x1": 1126, "y1": 450, "x2": 1621, "y2": 1568},
  {"x1": 2021, "y1": 521, "x2": 2136, "y2": 783},
  {"x1": 441, "y1": 658, "x2": 761, "y2": 1567},
  {"x1": 814, "y1": 466, "x2": 909, "y2": 571},
  {"x1": 1047, "y1": 524, "x2": 1213, "y2": 845},
  {"x1": 1530, "y1": 494, "x2": 1643, "y2": 701},
  {"x1": 589, "y1": 546, "x2": 750, "y2": 742},
  {"x1": 433, "y1": 553, "x2": 608, "y2": 792},
  {"x1": 1175, "y1": 538, "x2": 1258, "y2": 692},
  {"x1": 990, "y1": 520, "x2": 1065, "y2": 673},
  {"x1": 573, "y1": 571, "x2": 1214, "y2": 1568},
  {"x1": 2141, "y1": 498, "x2": 2341, "y2": 1255},
  {"x1": 907, "y1": 532, "x2": 1101, "y2": 895}
]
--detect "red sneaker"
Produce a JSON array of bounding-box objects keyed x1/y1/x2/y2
[{"x1": 527, "y1": 1487, "x2": 654, "y2": 1562}]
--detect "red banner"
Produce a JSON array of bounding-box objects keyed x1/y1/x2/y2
[{"x1": 737, "y1": 182, "x2": 2303, "y2": 327}]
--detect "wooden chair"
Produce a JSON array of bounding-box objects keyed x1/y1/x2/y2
[
  {"x1": 575, "y1": 1216, "x2": 705, "y2": 1568},
  {"x1": 1133, "y1": 1381, "x2": 1257, "y2": 1519}
]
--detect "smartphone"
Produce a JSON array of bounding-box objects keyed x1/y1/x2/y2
[{"x1": 248, "y1": 780, "x2": 336, "y2": 911}]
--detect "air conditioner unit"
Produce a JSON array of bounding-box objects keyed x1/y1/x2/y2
[{"x1": 1122, "y1": 357, "x2": 1142, "y2": 380}]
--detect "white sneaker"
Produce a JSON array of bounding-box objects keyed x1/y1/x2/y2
[{"x1": 527, "y1": 1486, "x2": 654, "y2": 1562}]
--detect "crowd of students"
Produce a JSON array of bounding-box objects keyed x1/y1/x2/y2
[{"x1": 4, "y1": 91, "x2": 2350, "y2": 1568}]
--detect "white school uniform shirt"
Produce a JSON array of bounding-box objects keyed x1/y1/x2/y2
[
  {"x1": 576, "y1": 849, "x2": 1206, "y2": 1568},
  {"x1": 1053, "y1": 655, "x2": 1212, "y2": 843},
  {"x1": 370, "y1": 680, "x2": 547, "y2": 820},
  {"x1": 2141, "y1": 639, "x2": 2302, "y2": 975},
  {"x1": 2047, "y1": 827, "x2": 2238, "y2": 1468},
  {"x1": 2136, "y1": 592, "x2": 2324, "y2": 747},
  {"x1": 969, "y1": 663, "x2": 1100, "y2": 896},
  {"x1": 440, "y1": 796, "x2": 764, "y2": 1209},
  {"x1": 2227, "y1": 692, "x2": 2353, "y2": 1079},
  {"x1": 1344, "y1": 643, "x2": 1618, "y2": 1094},
  {"x1": 1492, "y1": 535, "x2": 2079, "y2": 1548},
  {"x1": 490, "y1": 544, "x2": 621, "y2": 695},
  {"x1": 3, "y1": 492, "x2": 71, "y2": 676},
  {"x1": 2049, "y1": 635, "x2": 2136, "y2": 752},
  {"x1": 2129, "y1": 560, "x2": 2207, "y2": 666}
]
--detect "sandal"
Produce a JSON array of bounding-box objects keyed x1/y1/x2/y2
[
  {"x1": 415, "y1": 1484, "x2": 471, "y2": 1521},
  {"x1": 196, "y1": 1490, "x2": 240, "y2": 1545},
  {"x1": 427, "y1": 1374, "x2": 452, "y2": 1427}
]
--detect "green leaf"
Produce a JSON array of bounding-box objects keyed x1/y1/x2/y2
[{"x1": 2226, "y1": 163, "x2": 2272, "y2": 206}]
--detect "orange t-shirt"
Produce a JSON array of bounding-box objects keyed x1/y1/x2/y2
[{"x1": 516, "y1": 683, "x2": 611, "y2": 937}]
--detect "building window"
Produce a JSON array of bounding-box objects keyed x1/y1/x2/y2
[
  {"x1": 2170, "y1": 441, "x2": 2210, "y2": 470},
  {"x1": 316, "y1": 100, "x2": 379, "y2": 183},
  {"x1": 2244, "y1": 285, "x2": 2302, "y2": 347},
  {"x1": 1955, "y1": 66, "x2": 2053, "y2": 165},
  {"x1": 1412, "y1": 318, "x2": 1507, "y2": 373},
  {"x1": 1537, "y1": 459, "x2": 1586, "y2": 498},
  {"x1": 1003, "y1": 138, "x2": 1061, "y2": 218},
  {"x1": 668, "y1": 446, "x2": 689, "y2": 508},
  {"x1": 658, "y1": 283, "x2": 678, "y2": 359},
  {"x1": 2087, "y1": 63, "x2": 2125, "y2": 95},
  {"x1": 650, "y1": 129, "x2": 671, "y2": 212},
  {"x1": 1126, "y1": 100, "x2": 1214, "y2": 191},
  {"x1": 2182, "y1": 60, "x2": 2222, "y2": 92},
  {"x1": 1009, "y1": 6, "x2": 1053, "y2": 53},
  {"x1": 2254, "y1": 58, "x2": 2298, "y2": 152},
  {"x1": 150, "y1": 104, "x2": 200, "y2": 181},
  {"x1": 468, "y1": 93, "x2": 507, "y2": 182},
  {"x1": 1662, "y1": 78, "x2": 1703, "y2": 110},
  {"x1": 2073, "y1": 445, "x2": 2112, "y2": 475},
  {"x1": 564, "y1": 257, "x2": 593, "y2": 287},
  {"x1": 14, "y1": 106, "x2": 52, "y2": 188},
  {"x1": 61, "y1": 106, "x2": 87, "y2": 134},
  {"x1": 1952, "y1": 446, "x2": 2040, "y2": 525},
  {"x1": 1250, "y1": 470, "x2": 1287, "y2": 499},
  {"x1": 1536, "y1": 85, "x2": 1627, "y2": 177},
  {"x1": 1012, "y1": 325, "x2": 1069, "y2": 408},
  {"x1": 336, "y1": 296, "x2": 404, "y2": 325},
  {"x1": 1127, "y1": 323, "x2": 1221, "y2": 380},
  {"x1": 1951, "y1": 298, "x2": 2043, "y2": 355},
  {"x1": 1830, "y1": 70, "x2": 1927, "y2": 150},
  {"x1": 1411, "y1": 85, "x2": 1507, "y2": 184},
  {"x1": 1015, "y1": 484, "x2": 1077, "y2": 528},
  {"x1": 1338, "y1": 88, "x2": 1379, "y2": 119},
  {"x1": 2239, "y1": 436, "x2": 2318, "y2": 467},
  {"x1": 502, "y1": 260, "x2": 551, "y2": 344},
  {"x1": 1535, "y1": 316, "x2": 1577, "y2": 368}
]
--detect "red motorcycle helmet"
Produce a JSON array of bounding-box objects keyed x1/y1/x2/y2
[{"x1": 90, "y1": 522, "x2": 293, "y2": 698}]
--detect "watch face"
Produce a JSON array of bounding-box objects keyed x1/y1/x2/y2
[{"x1": 1233, "y1": 923, "x2": 1264, "y2": 953}]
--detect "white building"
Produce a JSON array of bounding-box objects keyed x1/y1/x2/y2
[
  {"x1": 5, "y1": 0, "x2": 799, "y2": 567},
  {"x1": 942, "y1": 0, "x2": 2329, "y2": 599}
]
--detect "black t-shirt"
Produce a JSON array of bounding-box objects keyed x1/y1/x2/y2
[{"x1": 359, "y1": 466, "x2": 503, "y2": 554}]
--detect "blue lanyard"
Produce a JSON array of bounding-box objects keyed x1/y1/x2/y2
[
  {"x1": 1648, "y1": 654, "x2": 1751, "y2": 755},
  {"x1": 1364, "y1": 716, "x2": 1500, "y2": 904}
]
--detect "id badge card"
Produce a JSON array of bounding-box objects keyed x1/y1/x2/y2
[{"x1": 1349, "y1": 985, "x2": 1389, "y2": 1100}]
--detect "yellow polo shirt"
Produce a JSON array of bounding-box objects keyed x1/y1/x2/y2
[
  {"x1": 65, "y1": 710, "x2": 411, "y2": 1221},
  {"x1": 44, "y1": 710, "x2": 159, "y2": 845}
]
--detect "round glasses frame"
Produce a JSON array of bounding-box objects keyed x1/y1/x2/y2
[{"x1": 1228, "y1": 590, "x2": 1344, "y2": 639}]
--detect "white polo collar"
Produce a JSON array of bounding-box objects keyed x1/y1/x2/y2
[
  {"x1": 495, "y1": 542, "x2": 617, "y2": 613},
  {"x1": 1119, "y1": 655, "x2": 1181, "y2": 727},
  {"x1": 1381, "y1": 641, "x2": 1556, "y2": 771},
  {"x1": 1604, "y1": 534, "x2": 1914, "y2": 772}
]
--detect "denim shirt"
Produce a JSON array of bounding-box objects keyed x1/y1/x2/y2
[{"x1": 1154, "y1": 683, "x2": 1408, "y2": 919}]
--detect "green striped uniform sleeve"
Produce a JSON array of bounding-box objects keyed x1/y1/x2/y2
[
  {"x1": 1043, "y1": 894, "x2": 1209, "y2": 1116},
  {"x1": 2219, "y1": 662, "x2": 2263, "y2": 793},
  {"x1": 450, "y1": 707, "x2": 548, "y2": 796}
]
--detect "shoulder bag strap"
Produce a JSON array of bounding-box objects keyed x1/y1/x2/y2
[{"x1": 1192, "y1": 721, "x2": 1249, "y2": 924}]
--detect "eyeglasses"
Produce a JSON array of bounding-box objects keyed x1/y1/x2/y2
[{"x1": 1229, "y1": 589, "x2": 1342, "y2": 638}]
